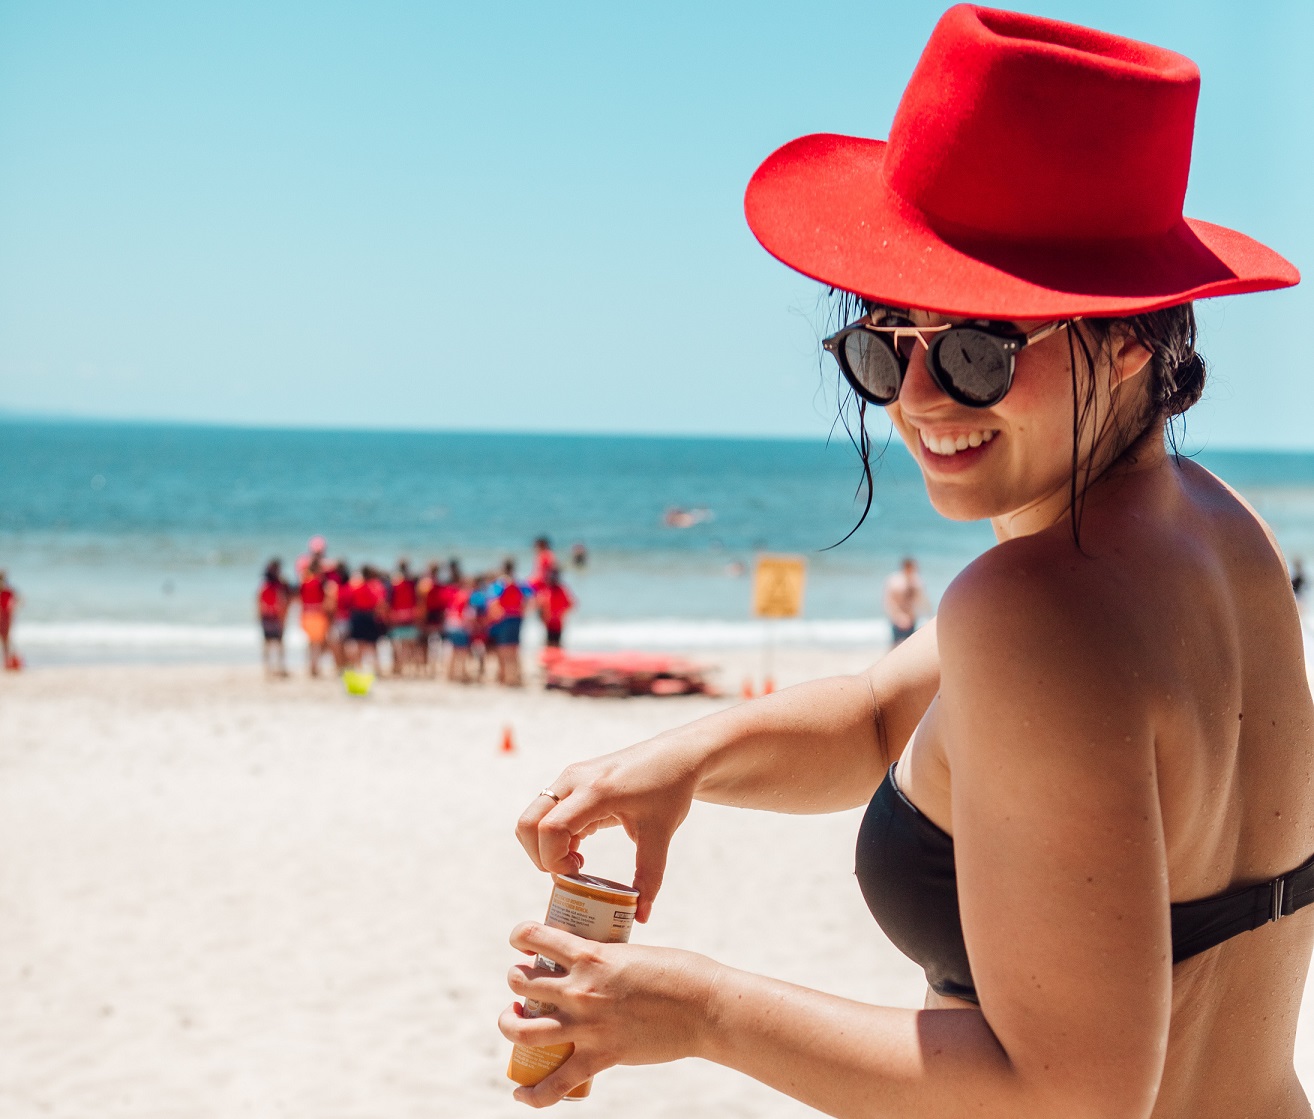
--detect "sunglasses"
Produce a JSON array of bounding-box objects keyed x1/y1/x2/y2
[{"x1": 823, "y1": 310, "x2": 1074, "y2": 408}]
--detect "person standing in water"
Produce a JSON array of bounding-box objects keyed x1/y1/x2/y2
[
  {"x1": 882, "y1": 556, "x2": 930, "y2": 646},
  {"x1": 504, "y1": 9, "x2": 1314, "y2": 1116}
]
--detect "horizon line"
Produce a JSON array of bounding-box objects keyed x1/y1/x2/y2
[{"x1": 0, "y1": 409, "x2": 1310, "y2": 457}]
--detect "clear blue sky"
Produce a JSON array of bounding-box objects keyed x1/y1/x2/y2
[{"x1": 0, "y1": 1, "x2": 1309, "y2": 448}]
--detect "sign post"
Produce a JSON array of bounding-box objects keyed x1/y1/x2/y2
[{"x1": 751, "y1": 554, "x2": 807, "y2": 695}]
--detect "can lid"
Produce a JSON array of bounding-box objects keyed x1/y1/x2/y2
[{"x1": 553, "y1": 872, "x2": 640, "y2": 899}]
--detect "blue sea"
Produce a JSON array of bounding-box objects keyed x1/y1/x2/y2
[{"x1": 2, "y1": 418, "x2": 1314, "y2": 664}]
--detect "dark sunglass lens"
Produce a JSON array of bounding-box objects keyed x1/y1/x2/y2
[
  {"x1": 841, "y1": 332, "x2": 902, "y2": 403},
  {"x1": 933, "y1": 329, "x2": 1010, "y2": 404}
]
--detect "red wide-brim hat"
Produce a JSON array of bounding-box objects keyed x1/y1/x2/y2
[{"x1": 745, "y1": 5, "x2": 1299, "y2": 318}]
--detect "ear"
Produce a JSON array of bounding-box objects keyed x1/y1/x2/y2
[{"x1": 1108, "y1": 329, "x2": 1153, "y2": 391}]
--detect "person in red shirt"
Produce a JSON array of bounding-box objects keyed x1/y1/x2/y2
[
  {"x1": 298, "y1": 558, "x2": 330, "y2": 677},
  {"x1": 346, "y1": 565, "x2": 387, "y2": 672},
  {"x1": 529, "y1": 536, "x2": 556, "y2": 592},
  {"x1": 324, "y1": 560, "x2": 352, "y2": 670},
  {"x1": 0, "y1": 570, "x2": 21, "y2": 670},
  {"x1": 443, "y1": 575, "x2": 474, "y2": 683},
  {"x1": 490, "y1": 558, "x2": 530, "y2": 686},
  {"x1": 256, "y1": 559, "x2": 292, "y2": 678},
  {"x1": 536, "y1": 565, "x2": 575, "y2": 649},
  {"x1": 388, "y1": 558, "x2": 422, "y2": 676},
  {"x1": 418, "y1": 560, "x2": 449, "y2": 675}
]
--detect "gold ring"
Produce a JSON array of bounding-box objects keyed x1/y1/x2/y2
[{"x1": 538, "y1": 788, "x2": 562, "y2": 803}]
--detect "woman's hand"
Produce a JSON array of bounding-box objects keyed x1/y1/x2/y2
[
  {"x1": 499, "y1": 921, "x2": 718, "y2": 1107},
  {"x1": 515, "y1": 736, "x2": 702, "y2": 922}
]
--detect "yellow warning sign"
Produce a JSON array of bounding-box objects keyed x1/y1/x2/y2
[{"x1": 752, "y1": 554, "x2": 807, "y2": 619}]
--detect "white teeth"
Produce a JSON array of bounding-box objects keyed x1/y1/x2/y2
[{"x1": 920, "y1": 429, "x2": 996, "y2": 457}]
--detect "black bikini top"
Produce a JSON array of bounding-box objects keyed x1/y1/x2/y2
[{"x1": 855, "y1": 763, "x2": 1314, "y2": 1005}]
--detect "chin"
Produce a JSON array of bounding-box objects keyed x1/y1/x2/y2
[{"x1": 922, "y1": 480, "x2": 1009, "y2": 523}]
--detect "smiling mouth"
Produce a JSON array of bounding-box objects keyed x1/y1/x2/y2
[{"x1": 919, "y1": 429, "x2": 998, "y2": 457}]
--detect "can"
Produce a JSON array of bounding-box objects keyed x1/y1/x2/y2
[{"x1": 507, "y1": 872, "x2": 640, "y2": 1100}]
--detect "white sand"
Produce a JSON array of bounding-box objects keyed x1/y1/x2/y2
[{"x1": 1, "y1": 652, "x2": 1312, "y2": 1118}]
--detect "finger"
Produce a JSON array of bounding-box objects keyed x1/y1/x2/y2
[
  {"x1": 533, "y1": 790, "x2": 619, "y2": 876},
  {"x1": 513, "y1": 1053, "x2": 607, "y2": 1109},
  {"x1": 498, "y1": 1001, "x2": 568, "y2": 1046},
  {"x1": 506, "y1": 962, "x2": 565, "y2": 998},
  {"x1": 515, "y1": 783, "x2": 573, "y2": 872},
  {"x1": 508, "y1": 921, "x2": 587, "y2": 965},
  {"x1": 631, "y1": 826, "x2": 672, "y2": 924}
]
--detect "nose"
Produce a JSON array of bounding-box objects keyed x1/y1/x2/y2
[{"x1": 896, "y1": 338, "x2": 951, "y2": 412}]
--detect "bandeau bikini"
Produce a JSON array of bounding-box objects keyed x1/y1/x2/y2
[{"x1": 855, "y1": 763, "x2": 1314, "y2": 1004}]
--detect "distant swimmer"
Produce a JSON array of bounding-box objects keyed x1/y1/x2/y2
[
  {"x1": 570, "y1": 542, "x2": 588, "y2": 571},
  {"x1": 663, "y1": 507, "x2": 713, "y2": 529},
  {"x1": 0, "y1": 570, "x2": 21, "y2": 670},
  {"x1": 1293, "y1": 557, "x2": 1307, "y2": 621},
  {"x1": 882, "y1": 556, "x2": 930, "y2": 647},
  {"x1": 257, "y1": 559, "x2": 292, "y2": 678}
]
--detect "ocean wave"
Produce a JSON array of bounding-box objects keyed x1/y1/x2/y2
[{"x1": 14, "y1": 616, "x2": 896, "y2": 655}]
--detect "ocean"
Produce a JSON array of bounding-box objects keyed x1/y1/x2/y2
[{"x1": 2, "y1": 419, "x2": 1313, "y2": 664}]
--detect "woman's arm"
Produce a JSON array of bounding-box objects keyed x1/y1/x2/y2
[
  {"x1": 505, "y1": 556, "x2": 1171, "y2": 1117},
  {"x1": 515, "y1": 623, "x2": 939, "y2": 920},
  {"x1": 693, "y1": 620, "x2": 939, "y2": 810}
]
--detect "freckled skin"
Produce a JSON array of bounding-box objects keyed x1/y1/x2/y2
[{"x1": 894, "y1": 313, "x2": 1314, "y2": 1118}]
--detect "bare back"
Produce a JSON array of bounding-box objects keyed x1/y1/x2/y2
[{"x1": 897, "y1": 453, "x2": 1314, "y2": 1118}]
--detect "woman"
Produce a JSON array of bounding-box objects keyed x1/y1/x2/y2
[{"x1": 502, "y1": 8, "x2": 1314, "y2": 1117}]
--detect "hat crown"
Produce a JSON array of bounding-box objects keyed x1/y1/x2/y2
[{"x1": 884, "y1": 5, "x2": 1200, "y2": 242}]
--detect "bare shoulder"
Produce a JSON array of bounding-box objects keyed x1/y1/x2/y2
[
  {"x1": 1173, "y1": 455, "x2": 1289, "y2": 560},
  {"x1": 937, "y1": 530, "x2": 1147, "y2": 688}
]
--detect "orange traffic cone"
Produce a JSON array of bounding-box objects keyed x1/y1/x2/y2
[
  {"x1": 741, "y1": 677, "x2": 755, "y2": 700},
  {"x1": 762, "y1": 676, "x2": 774, "y2": 696},
  {"x1": 500, "y1": 725, "x2": 516, "y2": 754}
]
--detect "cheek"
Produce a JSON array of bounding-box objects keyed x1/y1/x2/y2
[
  {"x1": 1002, "y1": 364, "x2": 1075, "y2": 462},
  {"x1": 884, "y1": 403, "x2": 920, "y2": 451}
]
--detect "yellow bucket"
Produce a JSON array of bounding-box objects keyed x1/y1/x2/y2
[{"x1": 342, "y1": 670, "x2": 375, "y2": 696}]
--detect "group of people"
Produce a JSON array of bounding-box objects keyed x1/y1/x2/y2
[{"x1": 255, "y1": 536, "x2": 577, "y2": 684}]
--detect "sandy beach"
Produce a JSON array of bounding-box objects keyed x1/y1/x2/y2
[{"x1": 2, "y1": 651, "x2": 1314, "y2": 1118}]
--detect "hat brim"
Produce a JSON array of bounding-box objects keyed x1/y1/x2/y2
[{"x1": 745, "y1": 133, "x2": 1300, "y2": 318}]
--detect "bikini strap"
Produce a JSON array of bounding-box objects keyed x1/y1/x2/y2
[{"x1": 1170, "y1": 850, "x2": 1314, "y2": 965}]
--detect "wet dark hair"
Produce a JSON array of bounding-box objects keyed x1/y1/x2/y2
[{"x1": 824, "y1": 290, "x2": 1205, "y2": 546}]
